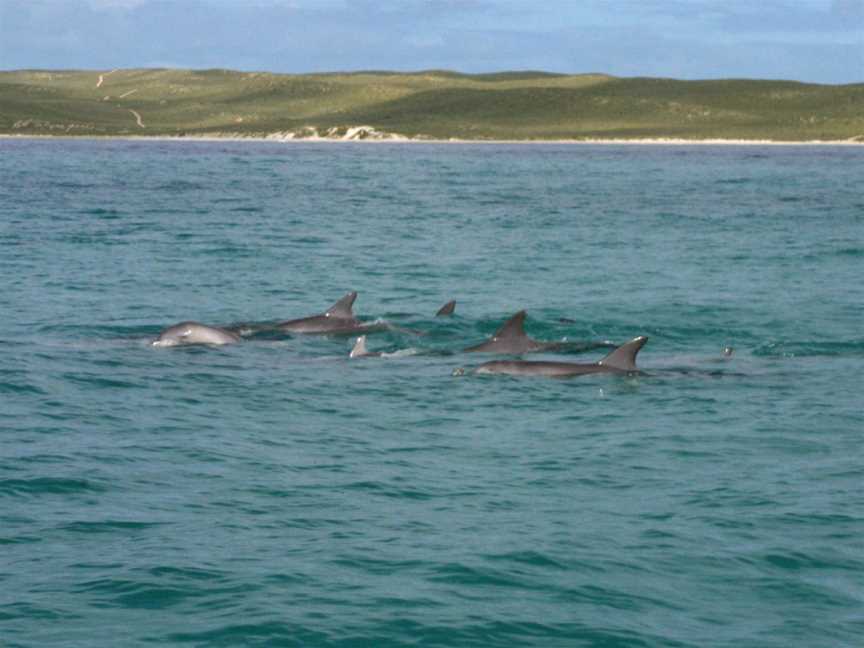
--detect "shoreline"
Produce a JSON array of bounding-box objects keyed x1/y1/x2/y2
[{"x1": 1, "y1": 133, "x2": 862, "y2": 146}]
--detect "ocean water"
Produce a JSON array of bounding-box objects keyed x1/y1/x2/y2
[{"x1": 1, "y1": 138, "x2": 862, "y2": 647}]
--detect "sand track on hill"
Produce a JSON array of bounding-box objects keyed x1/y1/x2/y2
[{"x1": 96, "y1": 70, "x2": 117, "y2": 88}]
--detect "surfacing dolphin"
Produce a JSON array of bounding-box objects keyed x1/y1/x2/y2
[
  {"x1": 348, "y1": 335, "x2": 417, "y2": 359},
  {"x1": 152, "y1": 321, "x2": 240, "y2": 347},
  {"x1": 277, "y1": 292, "x2": 385, "y2": 335},
  {"x1": 349, "y1": 335, "x2": 380, "y2": 358},
  {"x1": 436, "y1": 300, "x2": 456, "y2": 316},
  {"x1": 464, "y1": 310, "x2": 604, "y2": 354},
  {"x1": 462, "y1": 336, "x2": 648, "y2": 377}
]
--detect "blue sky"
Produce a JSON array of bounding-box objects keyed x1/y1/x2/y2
[{"x1": 0, "y1": 0, "x2": 861, "y2": 83}]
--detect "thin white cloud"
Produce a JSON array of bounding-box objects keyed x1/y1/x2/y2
[{"x1": 87, "y1": 0, "x2": 149, "y2": 9}]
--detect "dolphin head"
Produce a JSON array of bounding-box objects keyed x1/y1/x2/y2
[
  {"x1": 151, "y1": 321, "x2": 239, "y2": 347},
  {"x1": 151, "y1": 322, "x2": 194, "y2": 347}
]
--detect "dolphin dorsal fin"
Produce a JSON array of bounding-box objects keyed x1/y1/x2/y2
[
  {"x1": 349, "y1": 335, "x2": 368, "y2": 358},
  {"x1": 436, "y1": 300, "x2": 456, "y2": 317},
  {"x1": 325, "y1": 291, "x2": 357, "y2": 318},
  {"x1": 493, "y1": 310, "x2": 527, "y2": 340},
  {"x1": 598, "y1": 336, "x2": 648, "y2": 372}
]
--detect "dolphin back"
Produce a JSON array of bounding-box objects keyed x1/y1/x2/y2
[
  {"x1": 436, "y1": 300, "x2": 456, "y2": 316},
  {"x1": 493, "y1": 310, "x2": 527, "y2": 339}
]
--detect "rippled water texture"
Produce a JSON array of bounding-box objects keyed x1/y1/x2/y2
[{"x1": 1, "y1": 139, "x2": 862, "y2": 647}]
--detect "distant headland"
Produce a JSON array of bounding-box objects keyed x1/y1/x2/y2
[{"x1": 1, "y1": 69, "x2": 862, "y2": 143}]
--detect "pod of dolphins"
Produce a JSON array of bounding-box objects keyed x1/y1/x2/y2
[{"x1": 151, "y1": 291, "x2": 649, "y2": 378}]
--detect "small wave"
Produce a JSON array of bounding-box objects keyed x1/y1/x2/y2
[
  {"x1": 340, "y1": 480, "x2": 437, "y2": 500},
  {"x1": 0, "y1": 534, "x2": 42, "y2": 545},
  {"x1": 0, "y1": 382, "x2": 47, "y2": 396},
  {"x1": 79, "y1": 207, "x2": 123, "y2": 218},
  {"x1": 0, "y1": 601, "x2": 78, "y2": 621},
  {"x1": 159, "y1": 622, "x2": 330, "y2": 646},
  {"x1": 73, "y1": 573, "x2": 251, "y2": 611},
  {"x1": 61, "y1": 372, "x2": 143, "y2": 390},
  {"x1": 153, "y1": 180, "x2": 204, "y2": 191},
  {"x1": 429, "y1": 562, "x2": 543, "y2": 589},
  {"x1": 380, "y1": 347, "x2": 419, "y2": 358},
  {"x1": 486, "y1": 550, "x2": 567, "y2": 570},
  {"x1": 759, "y1": 549, "x2": 861, "y2": 572}
]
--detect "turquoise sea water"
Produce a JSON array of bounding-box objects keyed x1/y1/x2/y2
[{"x1": 1, "y1": 139, "x2": 862, "y2": 647}]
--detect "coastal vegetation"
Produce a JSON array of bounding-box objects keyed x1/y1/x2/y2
[{"x1": 1, "y1": 68, "x2": 862, "y2": 141}]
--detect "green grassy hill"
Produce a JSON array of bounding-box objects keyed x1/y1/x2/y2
[{"x1": 1, "y1": 69, "x2": 862, "y2": 141}]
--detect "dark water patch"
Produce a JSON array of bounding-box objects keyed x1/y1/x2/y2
[
  {"x1": 429, "y1": 563, "x2": 545, "y2": 590},
  {"x1": 339, "y1": 480, "x2": 437, "y2": 501},
  {"x1": 330, "y1": 556, "x2": 428, "y2": 576},
  {"x1": 485, "y1": 550, "x2": 567, "y2": 570},
  {"x1": 201, "y1": 245, "x2": 261, "y2": 257},
  {"x1": 558, "y1": 583, "x2": 684, "y2": 613},
  {"x1": 59, "y1": 520, "x2": 163, "y2": 534},
  {"x1": 153, "y1": 180, "x2": 205, "y2": 191},
  {"x1": 347, "y1": 619, "x2": 693, "y2": 648},
  {"x1": 74, "y1": 576, "x2": 255, "y2": 610},
  {"x1": 759, "y1": 550, "x2": 863, "y2": 572},
  {"x1": 60, "y1": 372, "x2": 143, "y2": 390},
  {"x1": 0, "y1": 602, "x2": 79, "y2": 621},
  {"x1": 0, "y1": 534, "x2": 42, "y2": 545},
  {"x1": 53, "y1": 181, "x2": 95, "y2": 190},
  {"x1": 79, "y1": 207, "x2": 123, "y2": 218},
  {"x1": 747, "y1": 576, "x2": 860, "y2": 608},
  {"x1": 146, "y1": 565, "x2": 229, "y2": 581},
  {"x1": 0, "y1": 477, "x2": 105, "y2": 497},
  {"x1": 0, "y1": 381, "x2": 47, "y2": 396}
]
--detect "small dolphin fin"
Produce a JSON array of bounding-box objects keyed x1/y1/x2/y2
[
  {"x1": 493, "y1": 310, "x2": 528, "y2": 340},
  {"x1": 436, "y1": 300, "x2": 456, "y2": 316},
  {"x1": 325, "y1": 291, "x2": 357, "y2": 318},
  {"x1": 598, "y1": 336, "x2": 648, "y2": 372},
  {"x1": 349, "y1": 335, "x2": 369, "y2": 358}
]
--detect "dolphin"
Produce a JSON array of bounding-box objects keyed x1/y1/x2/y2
[
  {"x1": 464, "y1": 310, "x2": 570, "y2": 353},
  {"x1": 277, "y1": 292, "x2": 384, "y2": 335},
  {"x1": 436, "y1": 300, "x2": 456, "y2": 316},
  {"x1": 464, "y1": 336, "x2": 648, "y2": 377},
  {"x1": 152, "y1": 321, "x2": 241, "y2": 347},
  {"x1": 349, "y1": 335, "x2": 380, "y2": 358}
]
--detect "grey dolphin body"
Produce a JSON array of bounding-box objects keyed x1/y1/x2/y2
[
  {"x1": 470, "y1": 336, "x2": 648, "y2": 377},
  {"x1": 464, "y1": 310, "x2": 563, "y2": 353},
  {"x1": 152, "y1": 321, "x2": 241, "y2": 347},
  {"x1": 277, "y1": 292, "x2": 384, "y2": 335}
]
